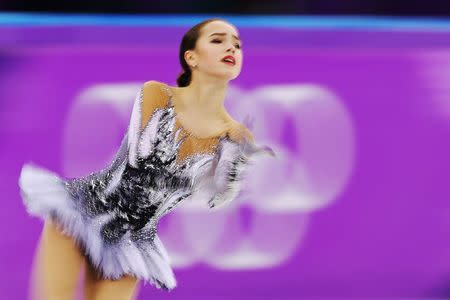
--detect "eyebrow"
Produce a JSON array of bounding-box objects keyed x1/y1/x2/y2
[{"x1": 209, "y1": 32, "x2": 241, "y2": 41}]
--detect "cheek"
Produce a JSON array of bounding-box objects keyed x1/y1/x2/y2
[
  {"x1": 202, "y1": 50, "x2": 221, "y2": 66},
  {"x1": 205, "y1": 54, "x2": 218, "y2": 65},
  {"x1": 234, "y1": 53, "x2": 243, "y2": 68}
]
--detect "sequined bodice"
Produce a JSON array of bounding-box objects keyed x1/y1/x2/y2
[
  {"x1": 65, "y1": 94, "x2": 226, "y2": 243},
  {"x1": 63, "y1": 81, "x2": 273, "y2": 246},
  {"x1": 19, "y1": 80, "x2": 274, "y2": 291}
]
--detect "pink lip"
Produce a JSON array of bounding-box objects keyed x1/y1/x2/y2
[
  {"x1": 221, "y1": 55, "x2": 235, "y2": 65},
  {"x1": 222, "y1": 61, "x2": 235, "y2": 66}
]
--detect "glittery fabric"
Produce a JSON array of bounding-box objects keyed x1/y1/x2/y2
[{"x1": 18, "y1": 82, "x2": 275, "y2": 291}]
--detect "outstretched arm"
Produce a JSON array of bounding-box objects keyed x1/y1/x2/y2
[{"x1": 188, "y1": 122, "x2": 275, "y2": 210}]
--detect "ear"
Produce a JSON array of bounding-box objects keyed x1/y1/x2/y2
[{"x1": 184, "y1": 50, "x2": 197, "y2": 67}]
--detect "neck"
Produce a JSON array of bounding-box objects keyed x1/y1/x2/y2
[{"x1": 175, "y1": 73, "x2": 228, "y2": 115}]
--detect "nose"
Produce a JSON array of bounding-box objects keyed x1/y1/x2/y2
[{"x1": 226, "y1": 43, "x2": 237, "y2": 53}]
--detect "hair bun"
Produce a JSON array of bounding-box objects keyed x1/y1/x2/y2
[{"x1": 176, "y1": 70, "x2": 191, "y2": 87}]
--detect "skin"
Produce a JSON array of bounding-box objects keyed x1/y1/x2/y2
[
  {"x1": 31, "y1": 219, "x2": 139, "y2": 300},
  {"x1": 169, "y1": 20, "x2": 243, "y2": 138},
  {"x1": 31, "y1": 20, "x2": 243, "y2": 300}
]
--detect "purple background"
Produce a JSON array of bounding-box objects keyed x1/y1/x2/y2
[{"x1": 1, "y1": 22, "x2": 450, "y2": 299}]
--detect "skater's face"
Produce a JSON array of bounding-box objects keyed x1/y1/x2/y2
[{"x1": 184, "y1": 20, "x2": 243, "y2": 81}]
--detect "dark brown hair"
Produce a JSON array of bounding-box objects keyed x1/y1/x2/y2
[{"x1": 176, "y1": 18, "x2": 227, "y2": 87}]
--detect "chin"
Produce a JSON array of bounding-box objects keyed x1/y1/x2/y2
[
  {"x1": 206, "y1": 69, "x2": 240, "y2": 81},
  {"x1": 222, "y1": 70, "x2": 241, "y2": 80},
  {"x1": 228, "y1": 73, "x2": 240, "y2": 80}
]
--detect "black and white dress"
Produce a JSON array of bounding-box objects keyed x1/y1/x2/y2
[{"x1": 18, "y1": 82, "x2": 275, "y2": 291}]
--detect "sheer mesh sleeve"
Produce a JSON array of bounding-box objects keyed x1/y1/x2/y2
[
  {"x1": 127, "y1": 80, "x2": 169, "y2": 168},
  {"x1": 187, "y1": 119, "x2": 275, "y2": 210},
  {"x1": 209, "y1": 112, "x2": 279, "y2": 209}
]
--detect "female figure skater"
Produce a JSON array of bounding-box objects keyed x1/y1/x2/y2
[{"x1": 19, "y1": 18, "x2": 274, "y2": 300}]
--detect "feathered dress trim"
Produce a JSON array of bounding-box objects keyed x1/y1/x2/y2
[{"x1": 18, "y1": 84, "x2": 275, "y2": 291}]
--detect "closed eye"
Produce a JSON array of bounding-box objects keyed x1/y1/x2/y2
[{"x1": 211, "y1": 39, "x2": 241, "y2": 49}]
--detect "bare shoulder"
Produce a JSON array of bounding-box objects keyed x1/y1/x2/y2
[
  {"x1": 141, "y1": 80, "x2": 171, "y2": 103},
  {"x1": 144, "y1": 79, "x2": 163, "y2": 85},
  {"x1": 140, "y1": 80, "x2": 171, "y2": 129},
  {"x1": 143, "y1": 80, "x2": 168, "y2": 91}
]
